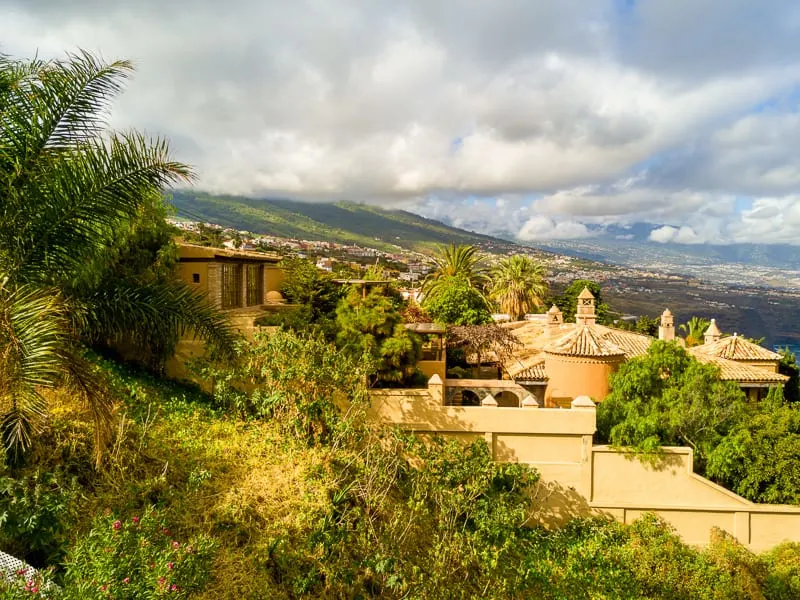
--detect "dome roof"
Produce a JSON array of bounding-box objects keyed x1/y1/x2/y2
[
  {"x1": 544, "y1": 324, "x2": 625, "y2": 358},
  {"x1": 265, "y1": 290, "x2": 284, "y2": 302}
]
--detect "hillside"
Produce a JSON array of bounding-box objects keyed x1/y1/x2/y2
[{"x1": 168, "y1": 191, "x2": 517, "y2": 254}]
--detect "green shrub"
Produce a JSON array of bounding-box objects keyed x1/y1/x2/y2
[
  {"x1": 0, "y1": 470, "x2": 75, "y2": 566},
  {"x1": 61, "y1": 507, "x2": 215, "y2": 599}
]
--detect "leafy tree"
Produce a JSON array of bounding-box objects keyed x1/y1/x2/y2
[
  {"x1": 0, "y1": 51, "x2": 233, "y2": 462},
  {"x1": 554, "y1": 280, "x2": 611, "y2": 324},
  {"x1": 489, "y1": 255, "x2": 548, "y2": 320},
  {"x1": 597, "y1": 341, "x2": 750, "y2": 469},
  {"x1": 778, "y1": 347, "x2": 800, "y2": 404},
  {"x1": 270, "y1": 256, "x2": 344, "y2": 338},
  {"x1": 707, "y1": 387, "x2": 800, "y2": 504},
  {"x1": 423, "y1": 276, "x2": 493, "y2": 326},
  {"x1": 635, "y1": 315, "x2": 660, "y2": 337},
  {"x1": 680, "y1": 316, "x2": 711, "y2": 347},
  {"x1": 422, "y1": 243, "x2": 489, "y2": 302},
  {"x1": 335, "y1": 287, "x2": 422, "y2": 385}
]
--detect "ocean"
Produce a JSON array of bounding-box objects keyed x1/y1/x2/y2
[{"x1": 774, "y1": 344, "x2": 800, "y2": 357}]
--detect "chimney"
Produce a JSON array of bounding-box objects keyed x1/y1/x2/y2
[
  {"x1": 658, "y1": 308, "x2": 675, "y2": 341},
  {"x1": 704, "y1": 318, "x2": 722, "y2": 344},
  {"x1": 575, "y1": 287, "x2": 596, "y2": 326},
  {"x1": 546, "y1": 304, "x2": 563, "y2": 338}
]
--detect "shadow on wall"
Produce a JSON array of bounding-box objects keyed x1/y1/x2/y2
[{"x1": 529, "y1": 480, "x2": 605, "y2": 528}]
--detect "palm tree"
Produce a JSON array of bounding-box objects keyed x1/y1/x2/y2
[
  {"x1": 0, "y1": 51, "x2": 234, "y2": 463},
  {"x1": 421, "y1": 243, "x2": 489, "y2": 302},
  {"x1": 679, "y1": 317, "x2": 710, "y2": 347},
  {"x1": 489, "y1": 255, "x2": 548, "y2": 320}
]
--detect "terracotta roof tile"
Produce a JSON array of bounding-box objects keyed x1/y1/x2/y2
[
  {"x1": 514, "y1": 361, "x2": 549, "y2": 382},
  {"x1": 694, "y1": 355, "x2": 789, "y2": 384},
  {"x1": 544, "y1": 324, "x2": 626, "y2": 358},
  {"x1": 692, "y1": 336, "x2": 781, "y2": 361}
]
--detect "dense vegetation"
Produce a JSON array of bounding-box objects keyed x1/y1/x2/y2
[
  {"x1": 4, "y1": 341, "x2": 800, "y2": 599},
  {"x1": 598, "y1": 342, "x2": 800, "y2": 504},
  {"x1": 0, "y1": 52, "x2": 232, "y2": 465}
]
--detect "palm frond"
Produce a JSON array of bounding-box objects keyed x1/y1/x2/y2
[
  {"x1": 0, "y1": 278, "x2": 68, "y2": 455},
  {"x1": 76, "y1": 277, "x2": 236, "y2": 367},
  {"x1": 6, "y1": 132, "x2": 192, "y2": 284}
]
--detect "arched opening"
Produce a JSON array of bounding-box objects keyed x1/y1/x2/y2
[
  {"x1": 461, "y1": 390, "x2": 480, "y2": 406},
  {"x1": 495, "y1": 391, "x2": 519, "y2": 407}
]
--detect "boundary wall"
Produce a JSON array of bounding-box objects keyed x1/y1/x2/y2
[{"x1": 369, "y1": 379, "x2": 800, "y2": 551}]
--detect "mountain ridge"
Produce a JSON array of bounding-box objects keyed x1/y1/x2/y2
[{"x1": 168, "y1": 191, "x2": 517, "y2": 254}]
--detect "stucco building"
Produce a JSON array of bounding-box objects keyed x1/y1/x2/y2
[
  {"x1": 495, "y1": 289, "x2": 788, "y2": 407},
  {"x1": 176, "y1": 243, "x2": 285, "y2": 310}
]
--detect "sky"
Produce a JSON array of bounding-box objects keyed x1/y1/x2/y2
[{"x1": 3, "y1": 0, "x2": 800, "y2": 245}]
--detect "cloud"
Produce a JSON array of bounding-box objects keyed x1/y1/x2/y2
[
  {"x1": 3, "y1": 0, "x2": 800, "y2": 243},
  {"x1": 649, "y1": 225, "x2": 704, "y2": 244},
  {"x1": 518, "y1": 216, "x2": 590, "y2": 241}
]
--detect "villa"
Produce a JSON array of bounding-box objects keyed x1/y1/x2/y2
[{"x1": 493, "y1": 289, "x2": 787, "y2": 407}]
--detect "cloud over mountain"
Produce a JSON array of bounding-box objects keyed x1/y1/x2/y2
[{"x1": 3, "y1": 0, "x2": 800, "y2": 244}]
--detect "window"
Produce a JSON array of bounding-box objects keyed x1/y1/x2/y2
[
  {"x1": 246, "y1": 264, "x2": 264, "y2": 306},
  {"x1": 192, "y1": 273, "x2": 200, "y2": 284},
  {"x1": 221, "y1": 263, "x2": 243, "y2": 309}
]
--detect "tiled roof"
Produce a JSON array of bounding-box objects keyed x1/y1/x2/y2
[
  {"x1": 514, "y1": 362, "x2": 549, "y2": 382},
  {"x1": 695, "y1": 355, "x2": 789, "y2": 384},
  {"x1": 504, "y1": 352, "x2": 545, "y2": 378},
  {"x1": 593, "y1": 325, "x2": 653, "y2": 360},
  {"x1": 544, "y1": 324, "x2": 626, "y2": 358},
  {"x1": 692, "y1": 335, "x2": 781, "y2": 361}
]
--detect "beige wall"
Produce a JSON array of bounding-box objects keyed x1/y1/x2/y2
[
  {"x1": 177, "y1": 262, "x2": 209, "y2": 294},
  {"x1": 264, "y1": 265, "x2": 284, "y2": 294},
  {"x1": 370, "y1": 382, "x2": 800, "y2": 551},
  {"x1": 543, "y1": 354, "x2": 621, "y2": 407},
  {"x1": 418, "y1": 360, "x2": 447, "y2": 381}
]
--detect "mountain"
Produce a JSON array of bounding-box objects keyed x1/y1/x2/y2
[
  {"x1": 168, "y1": 191, "x2": 517, "y2": 254},
  {"x1": 532, "y1": 223, "x2": 800, "y2": 272}
]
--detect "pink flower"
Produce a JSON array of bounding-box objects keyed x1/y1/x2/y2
[
  {"x1": 167, "y1": 562, "x2": 174, "y2": 570},
  {"x1": 172, "y1": 541, "x2": 179, "y2": 549},
  {"x1": 123, "y1": 577, "x2": 130, "y2": 584},
  {"x1": 32, "y1": 587, "x2": 39, "y2": 594},
  {"x1": 162, "y1": 528, "x2": 170, "y2": 535},
  {"x1": 112, "y1": 520, "x2": 122, "y2": 531},
  {"x1": 100, "y1": 585, "x2": 107, "y2": 592},
  {"x1": 171, "y1": 584, "x2": 179, "y2": 591},
  {"x1": 158, "y1": 577, "x2": 166, "y2": 586},
  {"x1": 132, "y1": 516, "x2": 140, "y2": 525}
]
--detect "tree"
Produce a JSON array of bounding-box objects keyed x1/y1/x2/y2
[
  {"x1": 335, "y1": 287, "x2": 422, "y2": 385},
  {"x1": 778, "y1": 347, "x2": 800, "y2": 404},
  {"x1": 421, "y1": 244, "x2": 489, "y2": 302},
  {"x1": 489, "y1": 255, "x2": 548, "y2": 320},
  {"x1": 679, "y1": 316, "x2": 711, "y2": 347},
  {"x1": 597, "y1": 341, "x2": 750, "y2": 470},
  {"x1": 707, "y1": 387, "x2": 800, "y2": 504},
  {"x1": 635, "y1": 315, "x2": 660, "y2": 337},
  {"x1": 554, "y1": 280, "x2": 611, "y2": 324},
  {"x1": 0, "y1": 51, "x2": 233, "y2": 462},
  {"x1": 422, "y1": 276, "x2": 493, "y2": 326}
]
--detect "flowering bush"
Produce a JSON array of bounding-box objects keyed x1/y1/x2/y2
[
  {"x1": 0, "y1": 567, "x2": 54, "y2": 599},
  {"x1": 61, "y1": 507, "x2": 214, "y2": 599}
]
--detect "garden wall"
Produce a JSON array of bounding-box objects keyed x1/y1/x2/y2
[{"x1": 369, "y1": 380, "x2": 800, "y2": 551}]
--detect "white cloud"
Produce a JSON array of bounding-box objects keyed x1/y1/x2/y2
[
  {"x1": 4, "y1": 0, "x2": 800, "y2": 243},
  {"x1": 518, "y1": 216, "x2": 590, "y2": 241}
]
